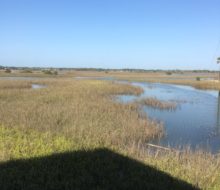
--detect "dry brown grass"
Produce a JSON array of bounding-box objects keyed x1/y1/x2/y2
[
  {"x1": 68, "y1": 70, "x2": 217, "y2": 80},
  {"x1": 1, "y1": 69, "x2": 219, "y2": 90},
  {"x1": 137, "y1": 97, "x2": 177, "y2": 110},
  {"x1": 0, "y1": 78, "x2": 220, "y2": 189},
  {"x1": 0, "y1": 80, "x2": 32, "y2": 89},
  {"x1": 69, "y1": 70, "x2": 220, "y2": 90},
  {"x1": 0, "y1": 79, "x2": 161, "y2": 150},
  {"x1": 127, "y1": 146, "x2": 220, "y2": 189}
]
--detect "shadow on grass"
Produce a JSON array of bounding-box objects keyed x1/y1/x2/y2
[{"x1": 0, "y1": 148, "x2": 199, "y2": 190}]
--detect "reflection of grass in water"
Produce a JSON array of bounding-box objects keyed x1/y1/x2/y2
[
  {"x1": 169, "y1": 99, "x2": 189, "y2": 104},
  {"x1": 0, "y1": 79, "x2": 219, "y2": 189}
]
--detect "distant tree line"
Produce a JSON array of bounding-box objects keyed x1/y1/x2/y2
[
  {"x1": 42, "y1": 70, "x2": 58, "y2": 75},
  {"x1": 0, "y1": 65, "x2": 218, "y2": 73}
]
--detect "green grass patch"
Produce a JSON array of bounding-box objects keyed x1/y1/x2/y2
[{"x1": 0, "y1": 126, "x2": 73, "y2": 161}]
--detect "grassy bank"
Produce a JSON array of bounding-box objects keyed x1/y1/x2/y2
[
  {"x1": 0, "y1": 79, "x2": 161, "y2": 154},
  {"x1": 131, "y1": 78, "x2": 220, "y2": 91},
  {"x1": 1, "y1": 69, "x2": 220, "y2": 90},
  {"x1": 69, "y1": 70, "x2": 220, "y2": 91},
  {"x1": 0, "y1": 78, "x2": 219, "y2": 189}
]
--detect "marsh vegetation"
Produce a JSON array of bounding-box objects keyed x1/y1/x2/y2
[
  {"x1": 137, "y1": 97, "x2": 177, "y2": 110},
  {"x1": 0, "y1": 75, "x2": 220, "y2": 189}
]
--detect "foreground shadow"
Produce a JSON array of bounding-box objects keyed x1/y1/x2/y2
[{"x1": 0, "y1": 148, "x2": 199, "y2": 190}]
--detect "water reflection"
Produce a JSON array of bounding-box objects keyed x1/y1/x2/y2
[
  {"x1": 118, "y1": 82, "x2": 220, "y2": 153},
  {"x1": 31, "y1": 84, "x2": 46, "y2": 89}
]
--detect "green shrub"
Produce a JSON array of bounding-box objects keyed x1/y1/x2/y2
[
  {"x1": 166, "y1": 71, "x2": 172, "y2": 75},
  {"x1": 21, "y1": 69, "x2": 32, "y2": 73},
  {"x1": 42, "y1": 70, "x2": 58, "y2": 75},
  {"x1": 5, "y1": 69, "x2": 11, "y2": 73}
]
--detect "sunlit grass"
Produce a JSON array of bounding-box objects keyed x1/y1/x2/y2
[
  {"x1": 0, "y1": 126, "x2": 73, "y2": 161},
  {"x1": 69, "y1": 70, "x2": 220, "y2": 90},
  {"x1": 0, "y1": 78, "x2": 219, "y2": 189},
  {"x1": 0, "y1": 80, "x2": 32, "y2": 89},
  {"x1": 139, "y1": 149, "x2": 220, "y2": 189},
  {"x1": 137, "y1": 97, "x2": 177, "y2": 110},
  {"x1": 0, "y1": 79, "x2": 161, "y2": 154}
]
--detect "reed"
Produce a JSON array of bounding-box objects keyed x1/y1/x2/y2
[
  {"x1": 0, "y1": 79, "x2": 162, "y2": 153},
  {"x1": 0, "y1": 78, "x2": 219, "y2": 189},
  {"x1": 138, "y1": 97, "x2": 177, "y2": 110},
  {"x1": 0, "y1": 80, "x2": 32, "y2": 89},
  {"x1": 128, "y1": 146, "x2": 220, "y2": 190}
]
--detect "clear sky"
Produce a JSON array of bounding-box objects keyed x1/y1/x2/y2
[{"x1": 0, "y1": 0, "x2": 220, "y2": 70}]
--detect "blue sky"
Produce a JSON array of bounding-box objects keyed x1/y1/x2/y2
[{"x1": 0, "y1": 0, "x2": 220, "y2": 70}]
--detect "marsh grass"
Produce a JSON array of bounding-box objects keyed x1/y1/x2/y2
[
  {"x1": 122, "y1": 78, "x2": 220, "y2": 91},
  {"x1": 134, "y1": 148, "x2": 220, "y2": 190},
  {"x1": 1, "y1": 70, "x2": 219, "y2": 90},
  {"x1": 0, "y1": 79, "x2": 161, "y2": 151},
  {"x1": 70, "y1": 70, "x2": 220, "y2": 90},
  {"x1": 0, "y1": 78, "x2": 219, "y2": 189},
  {"x1": 0, "y1": 80, "x2": 32, "y2": 89},
  {"x1": 0, "y1": 126, "x2": 73, "y2": 161},
  {"x1": 137, "y1": 97, "x2": 177, "y2": 110}
]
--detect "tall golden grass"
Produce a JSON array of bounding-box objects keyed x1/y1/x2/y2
[
  {"x1": 137, "y1": 97, "x2": 177, "y2": 110},
  {"x1": 129, "y1": 146, "x2": 220, "y2": 189},
  {"x1": 0, "y1": 78, "x2": 219, "y2": 189},
  {"x1": 0, "y1": 80, "x2": 32, "y2": 89},
  {"x1": 0, "y1": 79, "x2": 161, "y2": 150}
]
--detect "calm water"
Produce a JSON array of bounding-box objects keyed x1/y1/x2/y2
[
  {"x1": 31, "y1": 84, "x2": 46, "y2": 89},
  {"x1": 118, "y1": 82, "x2": 220, "y2": 153}
]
